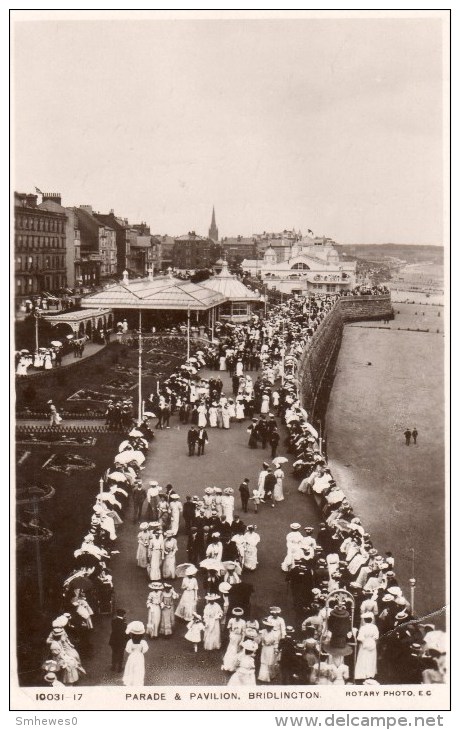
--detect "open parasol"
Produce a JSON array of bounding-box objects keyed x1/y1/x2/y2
[
  {"x1": 118, "y1": 440, "x2": 133, "y2": 453},
  {"x1": 114, "y1": 451, "x2": 134, "y2": 465},
  {"x1": 107, "y1": 471, "x2": 128, "y2": 482},
  {"x1": 303, "y1": 421, "x2": 319, "y2": 439},
  {"x1": 143, "y1": 411, "x2": 155, "y2": 418},
  {"x1": 423, "y1": 630, "x2": 446, "y2": 654},
  {"x1": 51, "y1": 341, "x2": 62, "y2": 347},
  {"x1": 272, "y1": 456, "x2": 289, "y2": 466},
  {"x1": 127, "y1": 450, "x2": 145, "y2": 465},
  {"x1": 129, "y1": 429, "x2": 143, "y2": 438},
  {"x1": 222, "y1": 560, "x2": 243, "y2": 575},
  {"x1": 199, "y1": 559, "x2": 224, "y2": 572},
  {"x1": 176, "y1": 563, "x2": 197, "y2": 578},
  {"x1": 65, "y1": 575, "x2": 94, "y2": 592},
  {"x1": 66, "y1": 334, "x2": 74, "y2": 339}
]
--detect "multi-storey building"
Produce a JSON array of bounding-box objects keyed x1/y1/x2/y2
[
  {"x1": 14, "y1": 192, "x2": 67, "y2": 305},
  {"x1": 75, "y1": 206, "x2": 117, "y2": 281},
  {"x1": 172, "y1": 231, "x2": 219, "y2": 271}
]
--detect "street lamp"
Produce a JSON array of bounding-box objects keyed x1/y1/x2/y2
[
  {"x1": 34, "y1": 308, "x2": 41, "y2": 352},
  {"x1": 137, "y1": 309, "x2": 143, "y2": 425},
  {"x1": 187, "y1": 306, "x2": 191, "y2": 360}
]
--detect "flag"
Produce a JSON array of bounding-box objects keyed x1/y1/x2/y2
[
  {"x1": 35, "y1": 187, "x2": 43, "y2": 194},
  {"x1": 307, "y1": 229, "x2": 313, "y2": 235}
]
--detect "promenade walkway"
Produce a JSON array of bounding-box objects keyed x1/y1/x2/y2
[{"x1": 80, "y1": 367, "x2": 321, "y2": 686}]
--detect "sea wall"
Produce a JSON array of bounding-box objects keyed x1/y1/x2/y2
[{"x1": 297, "y1": 295, "x2": 393, "y2": 426}]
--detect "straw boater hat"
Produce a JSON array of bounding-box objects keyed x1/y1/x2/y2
[
  {"x1": 395, "y1": 610, "x2": 409, "y2": 621},
  {"x1": 126, "y1": 621, "x2": 145, "y2": 635},
  {"x1": 382, "y1": 594, "x2": 394, "y2": 603},
  {"x1": 205, "y1": 593, "x2": 219, "y2": 601},
  {"x1": 44, "y1": 673, "x2": 57, "y2": 683},
  {"x1": 232, "y1": 607, "x2": 244, "y2": 616},
  {"x1": 241, "y1": 639, "x2": 258, "y2": 653},
  {"x1": 185, "y1": 566, "x2": 198, "y2": 576}
]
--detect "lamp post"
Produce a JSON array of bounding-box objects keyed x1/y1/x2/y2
[
  {"x1": 137, "y1": 309, "x2": 143, "y2": 425},
  {"x1": 409, "y1": 548, "x2": 416, "y2": 615},
  {"x1": 34, "y1": 308, "x2": 41, "y2": 352},
  {"x1": 187, "y1": 306, "x2": 191, "y2": 360}
]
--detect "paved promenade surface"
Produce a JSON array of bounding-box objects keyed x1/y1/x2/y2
[{"x1": 81, "y1": 367, "x2": 320, "y2": 686}]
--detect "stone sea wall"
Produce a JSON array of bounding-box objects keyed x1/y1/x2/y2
[{"x1": 297, "y1": 295, "x2": 393, "y2": 427}]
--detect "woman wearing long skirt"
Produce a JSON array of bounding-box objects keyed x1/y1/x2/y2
[
  {"x1": 355, "y1": 615, "x2": 379, "y2": 680},
  {"x1": 260, "y1": 393, "x2": 270, "y2": 415},
  {"x1": 162, "y1": 531, "x2": 178, "y2": 579},
  {"x1": 208, "y1": 403, "x2": 218, "y2": 428},
  {"x1": 148, "y1": 531, "x2": 164, "y2": 581},
  {"x1": 159, "y1": 584, "x2": 179, "y2": 637},
  {"x1": 146, "y1": 583, "x2": 163, "y2": 638},
  {"x1": 169, "y1": 497, "x2": 183, "y2": 537},
  {"x1": 203, "y1": 594, "x2": 223, "y2": 650},
  {"x1": 228, "y1": 640, "x2": 258, "y2": 685},
  {"x1": 175, "y1": 567, "x2": 198, "y2": 621},
  {"x1": 221, "y1": 608, "x2": 246, "y2": 671},
  {"x1": 214, "y1": 488, "x2": 223, "y2": 517},
  {"x1": 243, "y1": 526, "x2": 260, "y2": 571},
  {"x1": 222, "y1": 489, "x2": 234, "y2": 523},
  {"x1": 222, "y1": 406, "x2": 230, "y2": 429},
  {"x1": 219, "y1": 355, "x2": 226, "y2": 371},
  {"x1": 235, "y1": 400, "x2": 245, "y2": 421},
  {"x1": 273, "y1": 468, "x2": 285, "y2": 502},
  {"x1": 123, "y1": 622, "x2": 148, "y2": 686},
  {"x1": 136, "y1": 523, "x2": 150, "y2": 568},
  {"x1": 216, "y1": 405, "x2": 224, "y2": 428},
  {"x1": 198, "y1": 403, "x2": 208, "y2": 428},
  {"x1": 227, "y1": 400, "x2": 236, "y2": 420},
  {"x1": 258, "y1": 619, "x2": 279, "y2": 683}
]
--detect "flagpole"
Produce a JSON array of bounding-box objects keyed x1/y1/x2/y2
[
  {"x1": 138, "y1": 309, "x2": 143, "y2": 425},
  {"x1": 187, "y1": 307, "x2": 191, "y2": 360}
]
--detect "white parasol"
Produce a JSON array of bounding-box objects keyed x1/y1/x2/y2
[
  {"x1": 143, "y1": 411, "x2": 155, "y2": 418},
  {"x1": 176, "y1": 563, "x2": 197, "y2": 578},
  {"x1": 128, "y1": 450, "x2": 145, "y2": 465},
  {"x1": 51, "y1": 341, "x2": 62, "y2": 347},
  {"x1": 222, "y1": 560, "x2": 242, "y2": 575},
  {"x1": 199, "y1": 558, "x2": 224, "y2": 572},
  {"x1": 129, "y1": 429, "x2": 144, "y2": 437},
  {"x1": 107, "y1": 471, "x2": 128, "y2": 482},
  {"x1": 272, "y1": 456, "x2": 289, "y2": 466},
  {"x1": 423, "y1": 630, "x2": 446, "y2": 654},
  {"x1": 303, "y1": 421, "x2": 319, "y2": 439},
  {"x1": 118, "y1": 440, "x2": 133, "y2": 453}
]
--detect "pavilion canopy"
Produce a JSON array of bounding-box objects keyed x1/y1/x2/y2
[
  {"x1": 204, "y1": 261, "x2": 261, "y2": 302},
  {"x1": 80, "y1": 276, "x2": 227, "y2": 311}
]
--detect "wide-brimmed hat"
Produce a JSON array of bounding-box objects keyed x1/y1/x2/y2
[
  {"x1": 205, "y1": 593, "x2": 219, "y2": 601},
  {"x1": 303, "y1": 526, "x2": 314, "y2": 533},
  {"x1": 44, "y1": 672, "x2": 57, "y2": 682},
  {"x1": 219, "y1": 581, "x2": 231, "y2": 594},
  {"x1": 52, "y1": 616, "x2": 68, "y2": 628},
  {"x1": 290, "y1": 523, "x2": 301, "y2": 530},
  {"x1": 164, "y1": 530, "x2": 174, "y2": 538},
  {"x1": 185, "y1": 566, "x2": 198, "y2": 576},
  {"x1": 269, "y1": 606, "x2": 281, "y2": 614},
  {"x1": 126, "y1": 620, "x2": 145, "y2": 635},
  {"x1": 139, "y1": 522, "x2": 149, "y2": 530},
  {"x1": 395, "y1": 610, "x2": 409, "y2": 621},
  {"x1": 388, "y1": 586, "x2": 403, "y2": 597},
  {"x1": 51, "y1": 627, "x2": 64, "y2": 635},
  {"x1": 382, "y1": 594, "x2": 394, "y2": 602},
  {"x1": 262, "y1": 616, "x2": 276, "y2": 627},
  {"x1": 148, "y1": 582, "x2": 164, "y2": 590},
  {"x1": 232, "y1": 607, "x2": 244, "y2": 616},
  {"x1": 241, "y1": 639, "x2": 258, "y2": 652}
]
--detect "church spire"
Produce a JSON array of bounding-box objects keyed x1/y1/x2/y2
[{"x1": 208, "y1": 206, "x2": 219, "y2": 242}]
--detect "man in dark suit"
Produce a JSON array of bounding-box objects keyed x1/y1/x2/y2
[
  {"x1": 187, "y1": 426, "x2": 198, "y2": 456},
  {"x1": 109, "y1": 608, "x2": 127, "y2": 672},
  {"x1": 196, "y1": 427, "x2": 209, "y2": 456},
  {"x1": 187, "y1": 526, "x2": 204, "y2": 565}
]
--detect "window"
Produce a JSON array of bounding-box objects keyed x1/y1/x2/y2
[
  {"x1": 291, "y1": 262, "x2": 310, "y2": 270},
  {"x1": 231, "y1": 302, "x2": 248, "y2": 316}
]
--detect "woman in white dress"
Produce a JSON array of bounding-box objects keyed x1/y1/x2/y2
[
  {"x1": 162, "y1": 531, "x2": 178, "y2": 579},
  {"x1": 219, "y1": 354, "x2": 227, "y2": 371},
  {"x1": 123, "y1": 622, "x2": 148, "y2": 686},
  {"x1": 273, "y1": 467, "x2": 285, "y2": 502},
  {"x1": 148, "y1": 531, "x2": 164, "y2": 581},
  {"x1": 260, "y1": 393, "x2": 270, "y2": 415},
  {"x1": 146, "y1": 584, "x2": 163, "y2": 638},
  {"x1": 169, "y1": 495, "x2": 183, "y2": 536},
  {"x1": 235, "y1": 400, "x2": 245, "y2": 422},
  {"x1": 175, "y1": 567, "x2": 198, "y2": 621},
  {"x1": 227, "y1": 640, "x2": 257, "y2": 685},
  {"x1": 44, "y1": 351, "x2": 53, "y2": 370},
  {"x1": 222, "y1": 405, "x2": 231, "y2": 429},
  {"x1": 328, "y1": 655, "x2": 350, "y2": 685},
  {"x1": 208, "y1": 403, "x2": 218, "y2": 428},
  {"x1": 203, "y1": 488, "x2": 215, "y2": 518},
  {"x1": 236, "y1": 359, "x2": 244, "y2": 377},
  {"x1": 197, "y1": 402, "x2": 208, "y2": 428},
  {"x1": 243, "y1": 526, "x2": 260, "y2": 571},
  {"x1": 213, "y1": 488, "x2": 223, "y2": 517},
  {"x1": 354, "y1": 614, "x2": 379, "y2": 680},
  {"x1": 221, "y1": 608, "x2": 247, "y2": 671},
  {"x1": 258, "y1": 618, "x2": 279, "y2": 683},
  {"x1": 222, "y1": 489, "x2": 235, "y2": 524},
  {"x1": 206, "y1": 535, "x2": 223, "y2": 562},
  {"x1": 227, "y1": 399, "x2": 236, "y2": 420},
  {"x1": 203, "y1": 595, "x2": 223, "y2": 650}
]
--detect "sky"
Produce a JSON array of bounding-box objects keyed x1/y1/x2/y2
[{"x1": 12, "y1": 13, "x2": 447, "y2": 245}]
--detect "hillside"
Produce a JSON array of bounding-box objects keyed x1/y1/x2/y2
[{"x1": 336, "y1": 243, "x2": 444, "y2": 266}]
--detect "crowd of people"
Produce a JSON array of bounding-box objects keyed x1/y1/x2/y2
[{"x1": 39, "y1": 289, "x2": 445, "y2": 687}]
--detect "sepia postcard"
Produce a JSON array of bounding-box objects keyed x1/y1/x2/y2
[{"x1": 10, "y1": 9, "x2": 450, "y2": 714}]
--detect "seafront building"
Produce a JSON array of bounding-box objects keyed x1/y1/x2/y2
[{"x1": 241, "y1": 235, "x2": 357, "y2": 296}]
